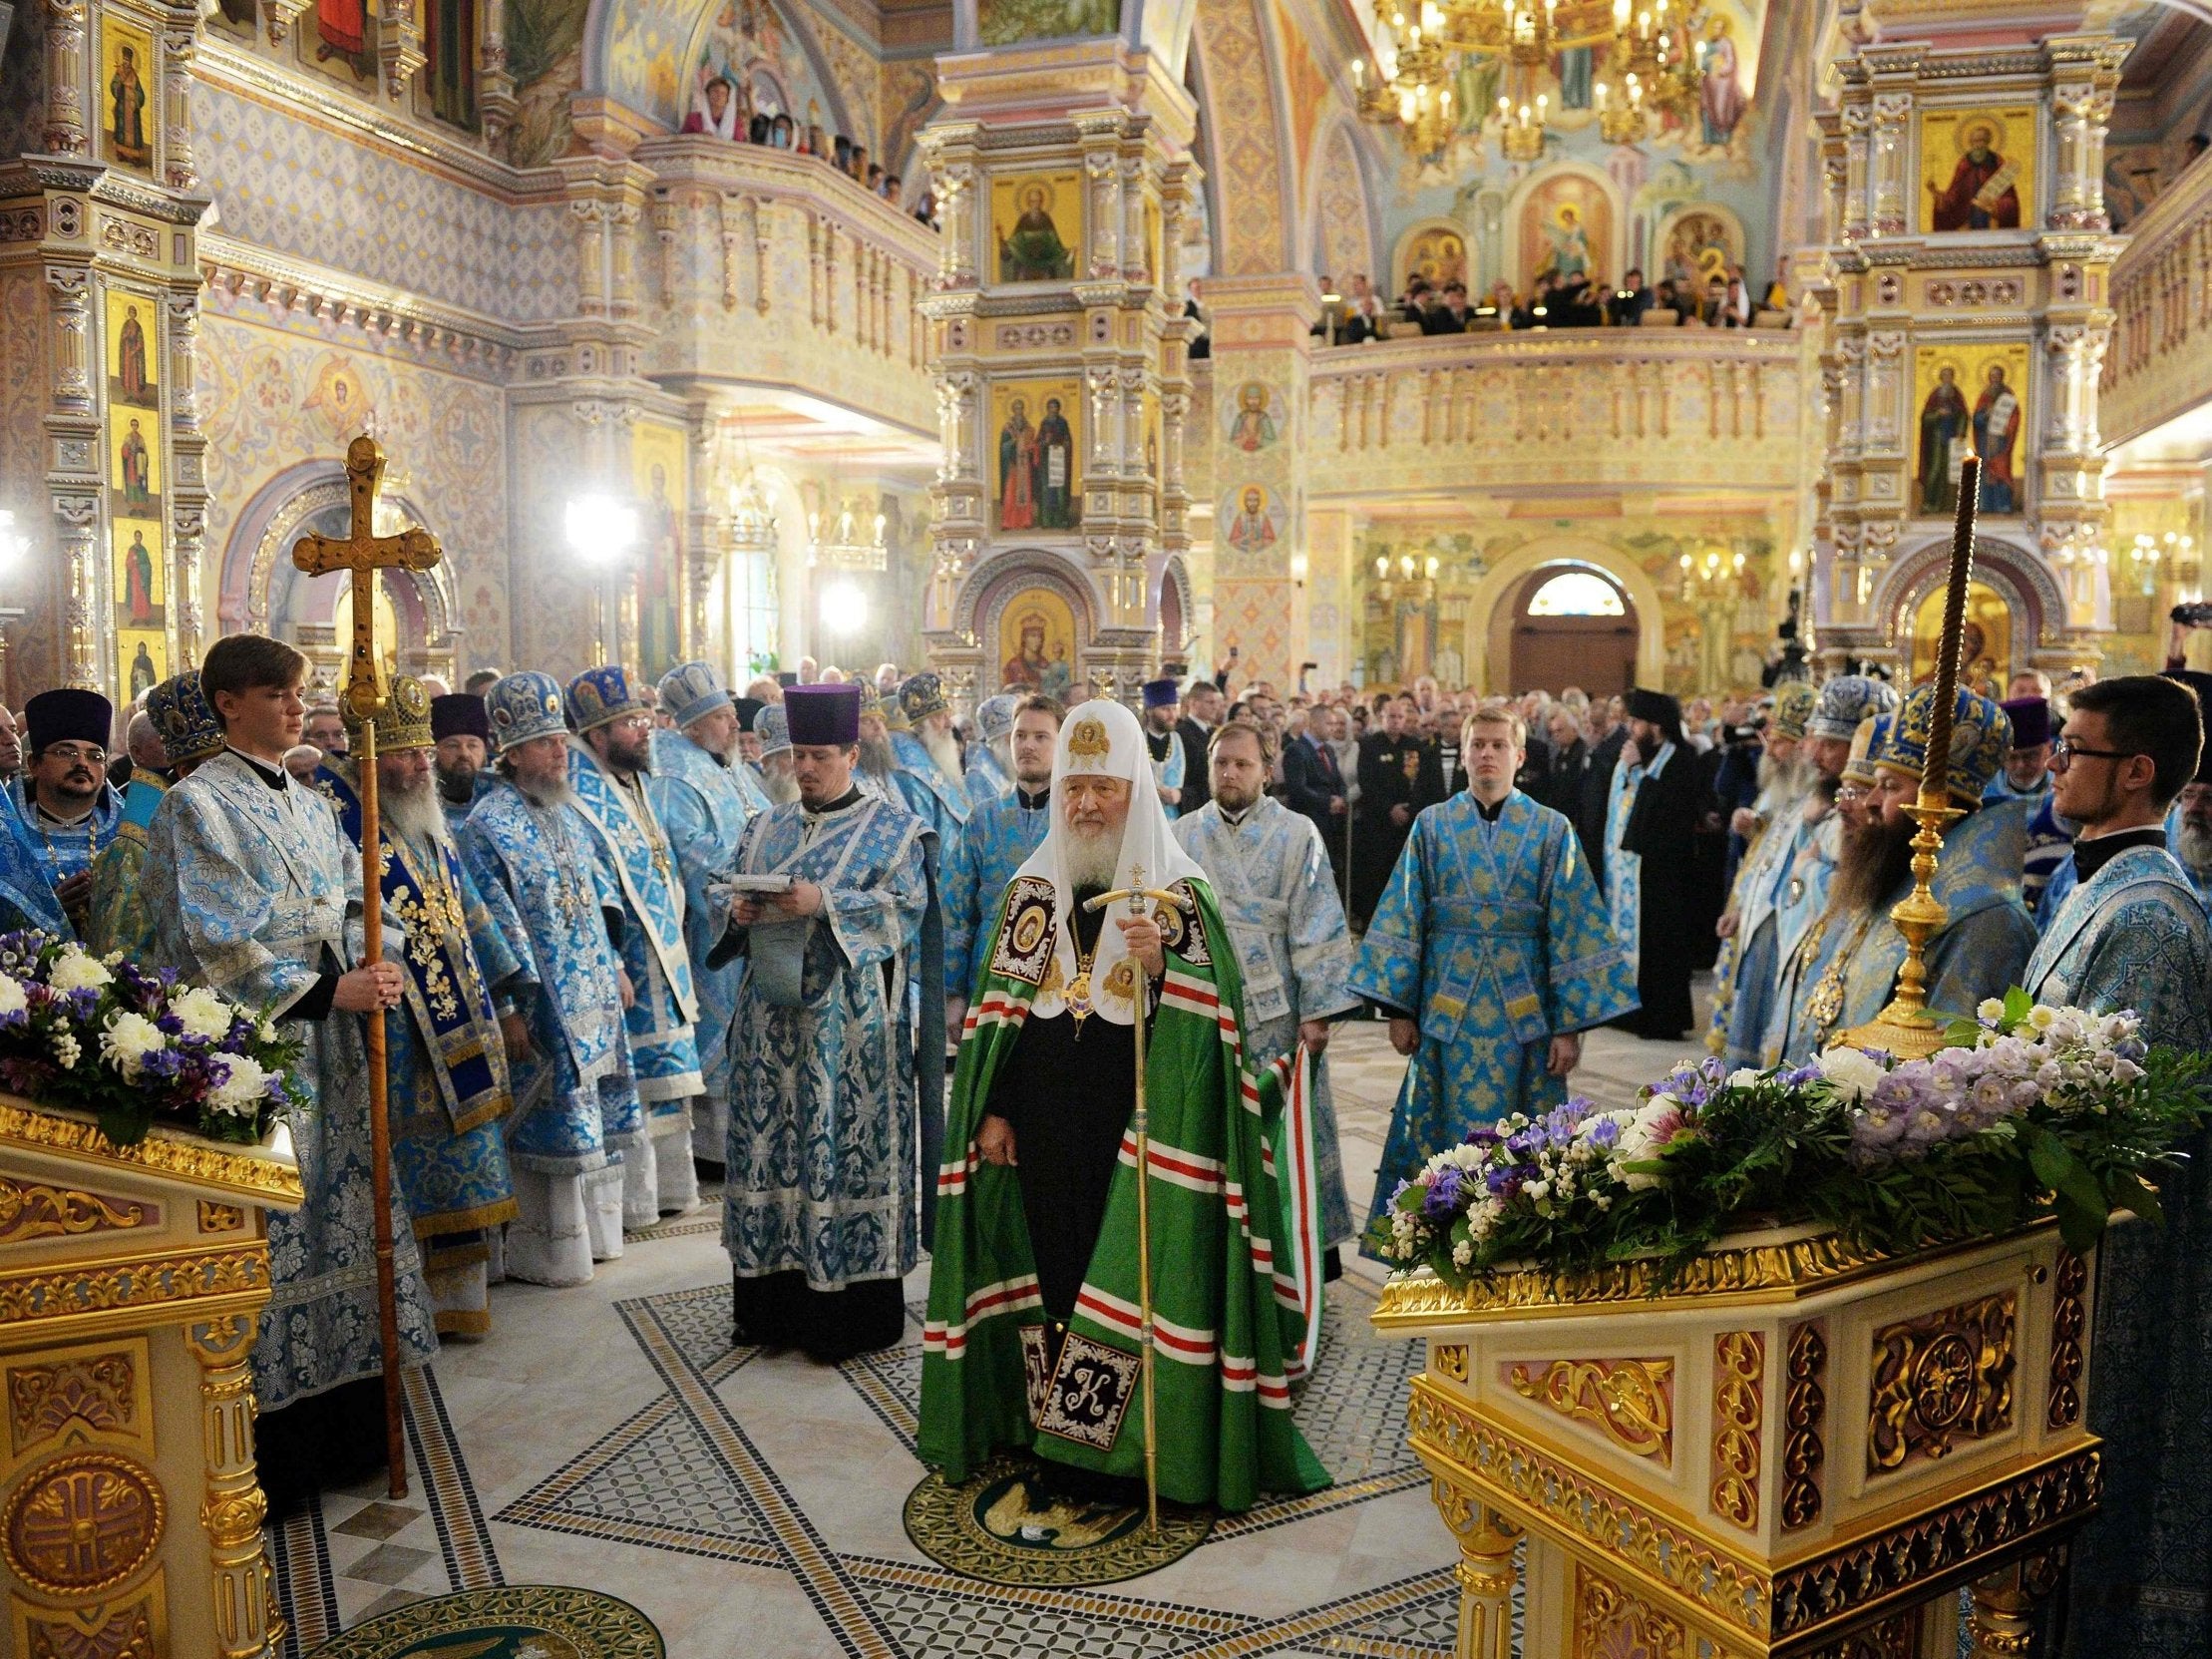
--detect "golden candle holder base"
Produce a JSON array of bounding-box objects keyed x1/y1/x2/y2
[{"x1": 1831, "y1": 790, "x2": 1964, "y2": 1060}]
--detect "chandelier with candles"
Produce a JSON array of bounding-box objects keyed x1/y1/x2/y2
[{"x1": 1353, "y1": 0, "x2": 1707, "y2": 161}]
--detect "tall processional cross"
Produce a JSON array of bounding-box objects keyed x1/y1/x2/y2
[{"x1": 291, "y1": 433, "x2": 442, "y2": 1498}]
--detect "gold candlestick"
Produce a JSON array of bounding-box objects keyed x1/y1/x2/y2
[{"x1": 1833, "y1": 453, "x2": 1981, "y2": 1060}]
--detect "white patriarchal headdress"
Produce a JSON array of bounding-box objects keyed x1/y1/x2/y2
[{"x1": 1011, "y1": 698, "x2": 1204, "y2": 1028}]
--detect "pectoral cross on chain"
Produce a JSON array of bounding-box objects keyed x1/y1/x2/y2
[{"x1": 291, "y1": 434, "x2": 442, "y2": 726}]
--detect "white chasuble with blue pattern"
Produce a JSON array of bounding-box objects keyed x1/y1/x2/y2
[
  {"x1": 717, "y1": 794, "x2": 932, "y2": 1291},
  {"x1": 943, "y1": 788, "x2": 1050, "y2": 997},
  {"x1": 567, "y1": 738, "x2": 702, "y2": 1108},
  {"x1": 648, "y1": 727, "x2": 760, "y2": 1112},
  {"x1": 460, "y1": 780, "x2": 641, "y2": 1174},
  {"x1": 1351, "y1": 790, "x2": 1637, "y2": 1249},
  {"x1": 1173, "y1": 796, "x2": 1361, "y2": 1247},
  {"x1": 141, "y1": 752, "x2": 437, "y2": 1408}
]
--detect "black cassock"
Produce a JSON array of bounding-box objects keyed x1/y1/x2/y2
[
  {"x1": 979, "y1": 899, "x2": 1136, "y2": 1326},
  {"x1": 1616, "y1": 742, "x2": 1701, "y2": 1039},
  {"x1": 1352, "y1": 732, "x2": 1443, "y2": 923}
]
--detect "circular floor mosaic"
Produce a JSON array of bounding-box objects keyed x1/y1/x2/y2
[
  {"x1": 904, "y1": 1455, "x2": 1214, "y2": 1587},
  {"x1": 301, "y1": 1585, "x2": 663, "y2": 1659}
]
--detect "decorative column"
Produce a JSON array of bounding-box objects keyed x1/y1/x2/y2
[
  {"x1": 42, "y1": 0, "x2": 90, "y2": 157},
  {"x1": 380, "y1": 0, "x2": 428, "y2": 101},
  {"x1": 185, "y1": 1314, "x2": 279, "y2": 1659},
  {"x1": 1432, "y1": 1479, "x2": 1517, "y2": 1659},
  {"x1": 478, "y1": 0, "x2": 517, "y2": 152}
]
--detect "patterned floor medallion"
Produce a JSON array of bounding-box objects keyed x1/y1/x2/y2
[
  {"x1": 299, "y1": 1586, "x2": 663, "y2": 1659},
  {"x1": 903, "y1": 1454, "x2": 1214, "y2": 1587}
]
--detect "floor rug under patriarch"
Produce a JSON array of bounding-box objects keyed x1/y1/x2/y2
[
  {"x1": 904, "y1": 1454, "x2": 1216, "y2": 1587},
  {"x1": 298, "y1": 1586, "x2": 664, "y2": 1659}
]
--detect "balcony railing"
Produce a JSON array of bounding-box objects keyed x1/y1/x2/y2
[{"x1": 2103, "y1": 154, "x2": 2212, "y2": 450}]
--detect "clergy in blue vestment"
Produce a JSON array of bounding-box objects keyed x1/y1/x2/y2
[
  {"x1": 315, "y1": 676, "x2": 524, "y2": 1340},
  {"x1": 2021, "y1": 675, "x2": 2212, "y2": 1659},
  {"x1": 1140, "y1": 677, "x2": 1187, "y2": 819},
  {"x1": 0, "y1": 704, "x2": 60, "y2": 934},
  {"x1": 1768, "y1": 684, "x2": 2036, "y2": 1063},
  {"x1": 431, "y1": 691, "x2": 497, "y2": 834},
  {"x1": 461, "y1": 672, "x2": 641, "y2": 1288},
  {"x1": 709, "y1": 682, "x2": 937, "y2": 1362},
  {"x1": 650, "y1": 660, "x2": 765, "y2": 1173},
  {"x1": 1707, "y1": 679, "x2": 1817, "y2": 1064},
  {"x1": 90, "y1": 673, "x2": 228, "y2": 957},
  {"x1": 964, "y1": 692, "x2": 1018, "y2": 805},
  {"x1": 9, "y1": 687, "x2": 125, "y2": 935},
  {"x1": 141, "y1": 633, "x2": 433, "y2": 1507},
  {"x1": 566, "y1": 665, "x2": 704, "y2": 1229},
  {"x1": 891, "y1": 669, "x2": 972, "y2": 848},
  {"x1": 1173, "y1": 720, "x2": 1361, "y2": 1255},
  {"x1": 942, "y1": 694, "x2": 1058, "y2": 1039},
  {"x1": 1352, "y1": 707, "x2": 1638, "y2": 1249}
]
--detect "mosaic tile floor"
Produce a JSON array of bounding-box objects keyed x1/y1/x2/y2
[{"x1": 263, "y1": 995, "x2": 1709, "y2": 1657}]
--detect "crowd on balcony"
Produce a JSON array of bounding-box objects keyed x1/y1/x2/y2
[
  {"x1": 1311, "y1": 263, "x2": 1791, "y2": 343},
  {"x1": 679, "y1": 69, "x2": 940, "y2": 226}
]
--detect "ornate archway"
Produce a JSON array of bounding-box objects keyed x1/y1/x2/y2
[
  {"x1": 1465, "y1": 535, "x2": 1669, "y2": 693},
  {"x1": 1869, "y1": 534, "x2": 2062, "y2": 673}
]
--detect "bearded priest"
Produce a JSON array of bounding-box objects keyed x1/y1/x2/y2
[
  {"x1": 920, "y1": 698, "x2": 1328, "y2": 1512},
  {"x1": 710, "y1": 683, "x2": 939, "y2": 1362}
]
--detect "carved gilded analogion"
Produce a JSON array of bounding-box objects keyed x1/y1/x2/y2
[
  {"x1": 0, "y1": 1095, "x2": 296, "y2": 1659},
  {"x1": 1383, "y1": 1226, "x2": 2099, "y2": 1658}
]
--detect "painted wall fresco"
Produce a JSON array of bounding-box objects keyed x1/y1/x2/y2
[
  {"x1": 631, "y1": 421, "x2": 688, "y2": 679},
  {"x1": 195, "y1": 311, "x2": 513, "y2": 666},
  {"x1": 509, "y1": 0, "x2": 590, "y2": 166},
  {"x1": 683, "y1": 0, "x2": 839, "y2": 139},
  {"x1": 1912, "y1": 341, "x2": 2031, "y2": 518},
  {"x1": 991, "y1": 378, "x2": 1082, "y2": 533},
  {"x1": 99, "y1": 12, "x2": 157, "y2": 173},
  {"x1": 991, "y1": 172, "x2": 1082, "y2": 282},
  {"x1": 1920, "y1": 106, "x2": 2035, "y2": 233}
]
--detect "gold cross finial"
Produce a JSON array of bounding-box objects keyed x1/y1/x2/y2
[{"x1": 291, "y1": 434, "x2": 442, "y2": 726}]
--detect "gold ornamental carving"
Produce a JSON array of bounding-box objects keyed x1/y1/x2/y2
[
  {"x1": 24, "y1": 1587, "x2": 163, "y2": 1659},
  {"x1": 1867, "y1": 1292, "x2": 2016, "y2": 1473},
  {"x1": 1574, "y1": 1562, "x2": 1687, "y2": 1659},
  {"x1": 195, "y1": 1202, "x2": 245, "y2": 1234},
  {"x1": 1780, "y1": 1322, "x2": 1827, "y2": 1531},
  {"x1": 0, "y1": 1178, "x2": 151, "y2": 1245},
  {"x1": 1709, "y1": 1333, "x2": 1763, "y2": 1529},
  {"x1": 2, "y1": 1449, "x2": 167, "y2": 1596},
  {"x1": 1434, "y1": 1343, "x2": 1469, "y2": 1383},
  {"x1": 1407, "y1": 1377, "x2": 1772, "y2": 1636},
  {"x1": 0, "y1": 1246, "x2": 271, "y2": 1329},
  {"x1": 2045, "y1": 1249, "x2": 2086, "y2": 1431},
  {"x1": 1505, "y1": 1357, "x2": 1674, "y2": 1465},
  {"x1": 8, "y1": 1351, "x2": 140, "y2": 1454},
  {"x1": 0, "y1": 1099, "x2": 303, "y2": 1209}
]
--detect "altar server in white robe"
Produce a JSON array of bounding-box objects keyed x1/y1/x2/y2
[
  {"x1": 461, "y1": 671, "x2": 640, "y2": 1286},
  {"x1": 651, "y1": 661, "x2": 764, "y2": 1173},
  {"x1": 1172, "y1": 718, "x2": 1359, "y2": 1258},
  {"x1": 141, "y1": 632, "x2": 433, "y2": 1509},
  {"x1": 566, "y1": 665, "x2": 704, "y2": 1227}
]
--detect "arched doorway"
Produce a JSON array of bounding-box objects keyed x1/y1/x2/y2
[{"x1": 1508, "y1": 564, "x2": 1638, "y2": 694}]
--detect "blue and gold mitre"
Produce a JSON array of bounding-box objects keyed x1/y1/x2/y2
[
  {"x1": 899, "y1": 670, "x2": 948, "y2": 723},
  {"x1": 145, "y1": 671, "x2": 224, "y2": 766},
  {"x1": 755, "y1": 703, "x2": 791, "y2": 757},
  {"x1": 1767, "y1": 679, "x2": 1817, "y2": 742},
  {"x1": 1842, "y1": 710, "x2": 1892, "y2": 788},
  {"x1": 486, "y1": 670, "x2": 569, "y2": 752},
  {"x1": 565, "y1": 665, "x2": 642, "y2": 733},
  {"x1": 341, "y1": 673, "x2": 434, "y2": 751},
  {"x1": 1807, "y1": 673, "x2": 1900, "y2": 742},
  {"x1": 855, "y1": 681, "x2": 884, "y2": 720},
  {"x1": 1872, "y1": 683, "x2": 2010, "y2": 805},
  {"x1": 658, "y1": 661, "x2": 732, "y2": 730},
  {"x1": 975, "y1": 693, "x2": 1018, "y2": 742}
]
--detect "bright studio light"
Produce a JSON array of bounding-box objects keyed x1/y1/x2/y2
[
  {"x1": 564, "y1": 495, "x2": 638, "y2": 566},
  {"x1": 821, "y1": 581, "x2": 868, "y2": 633}
]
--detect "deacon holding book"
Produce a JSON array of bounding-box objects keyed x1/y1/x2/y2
[
  {"x1": 919, "y1": 698, "x2": 1328, "y2": 1512},
  {"x1": 710, "y1": 683, "x2": 938, "y2": 1362}
]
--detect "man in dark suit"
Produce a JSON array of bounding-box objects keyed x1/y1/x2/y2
[
  {"x1": 1606, "y1": 269, "x2": 1654, "y2": 326},
  {"x1": 1283, "y1": 710, "x2": 1349, "y2": 885},
  {"x1": 1536, "y1": 707, "x2": 1588, "y2": 813},
  {"x1": 1352, "y1": 695, "x2": 1444, "y2": 924},
  {"x1": 1176, "y1": 675, "x2": 1225, "y2": 815},
  {"x1": 1577, "y1": 696, "x2": 1627, "y2": 881}
]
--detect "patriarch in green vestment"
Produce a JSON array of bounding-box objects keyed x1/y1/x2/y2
[{"x1": 919, "y1": 698, "x2": 1328, "y2": 1512}]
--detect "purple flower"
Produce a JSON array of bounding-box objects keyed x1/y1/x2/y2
[
  {"x1": 1583, "y1": 1116, "x2": 1623, "y2": 1148},
  {"x1": 1463, "y1": 1126, "x2": 1502, "y2": 1149},
  {"x1": 1423, "y1": 1166, "x2": 1466, "y2": 1219}
]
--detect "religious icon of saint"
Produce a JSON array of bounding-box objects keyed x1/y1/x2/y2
[
  {"x1": 316, "y1": 0, "x2": 369, "y2": 67},
  {"x1": 1228, "y1": 383, "x2": 1277, "y2": 453},
  {"x1": 1929, "y1": 123, "x2": 2022, "y2": 230},
  {"x1": 1540, "y1": 205, "x2": 1591, "y2": 284},
  {"x1": 1000, "y1": 609, "x2": 1072, "y2": 698},
  {"x1": 109, "y1": 45, "x2": 149, "y2": 166},
  {"x1": 998, "y1": 184, "x2": 1073, "y2": 282},
  {"x1": 1697, "y1": 16, "x2": 1744, "y2": 148},
  {"x1": 119, "y1": 418, "x2": 153, "y2": 513},
  {"x1": 638, "y1": 461, "x2": 680, "y2": 676},
  {"x1": 117, "y1": 304, "x2": 152, "y2": 405},
  {"x1": 1034, "y1": 397, "x2": 1075, "y2": 529},
  {"x1": 124, "y1": 529, "x2": 157, "y2": 624},
  {"x1": 1227, "y1": 486, "x2": 1276, "y2": 555},
  {"x1": 129, "y1": 641, "x2": 157, "y2": 699},
  {"x1": 998, "y1": 397, "x2": 1038, "y2": 530},
  {"x1": 1918, "y1": 366, "x2": 1969, "y2": 515},
  {"x1": 1973, "y1": 365, "x2": 2023, "y2": 513}
]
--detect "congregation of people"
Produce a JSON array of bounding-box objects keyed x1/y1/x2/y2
[
  {"x1": 675, "y1": 66, "x2": 937, "y2": 223},
  {"x1": 1313, "y1": 259, "x2": 1794, "y2": 344},
  {"x1": 3, "y1": 635, "x2": 2207, "y2": 1650}
]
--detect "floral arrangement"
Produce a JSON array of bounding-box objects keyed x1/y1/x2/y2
[
  {"x1": 1380, "y1": 991, "x2": 2209, "y2": 1288},
  {"x1": 0, "y1": 931, "x2": 307, "y2": 1147}
]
